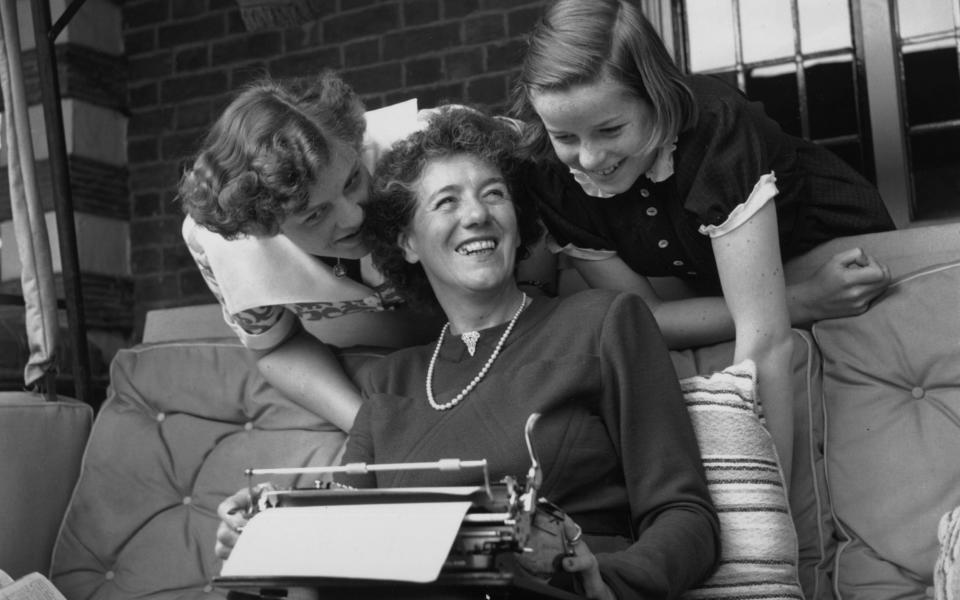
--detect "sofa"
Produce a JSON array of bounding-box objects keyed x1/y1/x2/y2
[{"x1": 4, "y1": 222, "x2": 957, "y2": 600}]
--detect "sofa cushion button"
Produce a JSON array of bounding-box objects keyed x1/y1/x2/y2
[
  {"x1": 182, "y1": 496, "x2": 192, "y2": 505},
  {"x1": 244, "y1": 421, "x2": 254, "y2": 431},
  {"x1": 105, "y1": 571, "x2": 115, "y2": 581},
  {"x1": 203, "y1": 585, "x2": 213, "y2": 593},
  {"x1": 156, "y1": 412, "x2": 165, "y2": 422},
  {"x1": 911, "y1": 386, "x2": 925, "y2": 399}
]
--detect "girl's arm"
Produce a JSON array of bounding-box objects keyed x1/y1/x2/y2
[
  {"x1": 786, "y1": 247, "x2": 891, "y2": 326},
  {"x1": 711, "y1": 201, "x2": 794, "y2": 482},
  {"x1": 254, "y1": 325, "x2": 363, "y2": 432},
  {"x1": 570, "y1": 255, "x2": 738, "y2": 349}
]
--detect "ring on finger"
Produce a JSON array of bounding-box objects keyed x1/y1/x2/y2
[{"x1": 566, "y1": 523, "x2": 583, "y2": 546}]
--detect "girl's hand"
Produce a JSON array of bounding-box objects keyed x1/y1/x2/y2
[
  {"x1": 790, "y1": 247, "x2": 891, "y2": 325},
  {"x1": 558, "y1": 518, "x2": 617, "y2": 600}
]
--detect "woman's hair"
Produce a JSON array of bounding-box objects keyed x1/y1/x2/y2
[
  {"x1": 364, "y1": 106, "x2": 542, "y2": 310},
  {"x1": 511, "y1": 0, "x2": 696, "y2": 162},
  {"x1": 178, "y1": 70, "x2": 366, "y2": 238}
]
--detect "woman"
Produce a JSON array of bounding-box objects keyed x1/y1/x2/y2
[
  {"x1": 216, "y1": 107, "x2": 720, "y2": 599},
  {"x1": 178, "y1": 71, "x2": 442, "y2": 431},
  {"x1": 511, "y1": 0, "x2": 896, "y2": 476}
]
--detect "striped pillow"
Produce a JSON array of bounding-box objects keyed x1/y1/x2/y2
[
  {"x1": 680, "y1": 360, "x2": 803, "y2": 600},
  {"x1": 935, "y1": 505, "x2": 960, "y2": 600}
]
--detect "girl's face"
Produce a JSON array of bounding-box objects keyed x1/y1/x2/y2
[
  {"x1": 400, "y1": 153, "x2": 519, "y2": 302},
  {"x1": 530, "y1": 76, "x2": 658, "y2": 196},
  {"x1": 279, "y1": 137, "x2": 370, "y2": 259}
]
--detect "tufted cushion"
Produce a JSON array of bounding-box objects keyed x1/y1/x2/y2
[
  {"x1": 813, "y1": 260, "x2": 960, "y2": 599},
  {"x1": 679, "y1": 361, "x2": 802, "y2": 600},
  {"x1": 672, "y1": 330, "x2": 834, "y2": 600},
  {"x1": 50, "y1": 338, "x2": 384, "y2": 600}
]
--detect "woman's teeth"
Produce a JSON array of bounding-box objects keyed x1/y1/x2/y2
[{"x1": 457, "y1": 240, "x2": 496, "y2": 255}]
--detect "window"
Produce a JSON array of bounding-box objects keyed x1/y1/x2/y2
[
  {"x1": 648, "y1": 0, "x2": 960, "y2": 225},
  {"x1": 894, "y1": 0, "x2": 960, "y2": 221}
]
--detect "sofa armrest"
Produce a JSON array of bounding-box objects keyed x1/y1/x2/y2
[
  {"x1": 0, "y1": 393, "x2": 92, "y2": 580},
  {"x1": 785, "y1": 222, "x2": 960, "y2": 282}
]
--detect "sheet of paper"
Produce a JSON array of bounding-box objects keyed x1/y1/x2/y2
[{"x1": 220, "y1": 501, "x2": 473, "y2": 583}]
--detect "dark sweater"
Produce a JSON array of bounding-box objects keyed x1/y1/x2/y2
[{"x1": 341, "y1": 289, "x2": 720, "y2": 599}]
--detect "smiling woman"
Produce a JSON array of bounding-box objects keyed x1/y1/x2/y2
[
  {"x1": 177, "y1": 70, "x2": 441, "y2": 431},
  {"x1": 216, "y1": 106, "x2": 721, "y2": 600}
]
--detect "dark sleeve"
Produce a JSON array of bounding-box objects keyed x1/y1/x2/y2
[
  {"x1": 596, "y1": 293, "x2": 720, "y2": 598},
  {"x1": 522, "y1": 162, "x2": 617, "y2": 252},
  {"x1": 678, "y1": 88, "x2": 784, "y2": 229},
  {"x1": 334, "y1": 370, "x2": 378, "y2": 489}
]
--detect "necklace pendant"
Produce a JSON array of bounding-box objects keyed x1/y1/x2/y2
[
  {"x1": 333, "y1": 260, "x2": 347, "y2": 278},
  {"x1": 461, "y1": 331, "x2": 480, "y2": 356},
  {"x1": 425, "y1": 292, "x2": 528, "y2": 412}
]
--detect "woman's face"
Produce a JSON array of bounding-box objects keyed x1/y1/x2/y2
[
  {"x1": 400, "y1": 153, "x2": 519, "y2": 301},
  {"x1": 530, "y1": 76, "x2": 658, "y2": 196},
  {"x1": 279, "y1": 137, "x2": 370, "y2": 259}
]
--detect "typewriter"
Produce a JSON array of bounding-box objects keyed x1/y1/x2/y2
[{"x1": 214, "y1": 414, "x2": 582, "y2": 600}]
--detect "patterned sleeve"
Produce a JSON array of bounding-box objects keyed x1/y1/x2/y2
[
  {"x1": 183, "y1": 222, "x2": 297, "y2": 350},
  {"x1": 678, "y1": 88, "x2": 787, "y2": 230}
]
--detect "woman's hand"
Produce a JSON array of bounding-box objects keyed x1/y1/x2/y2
[
  {"x1": 215, "y1": 485, "x2": 271, "y2": 560},
  {"x1": 789, "y1": 247, "x2": 891, "y2": 325},
  {"x1": 558, "y1": 518, "x2": 616, "y2": 600}
]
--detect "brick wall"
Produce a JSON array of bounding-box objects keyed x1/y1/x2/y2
[{"x1": 123, "y1": 0, "x2": 550, "y2": 332}]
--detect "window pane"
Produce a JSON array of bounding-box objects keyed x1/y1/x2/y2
[
  {"x1": 806, "y1": 55, "x2": 857, "y2": 138},
  {"x1": 799, "y1": 0, "x2": 852, "y2": 53},
  {"x1": 897, "y1": 0, "x2": 955, "y2": 39},
  {"x1": 740, "y1": 0, "x2": 795, "y2": 63},
  {"x1": 910, "y1": 128, "x2": 960, "y2": 220},
  {"x1": 903, "y1": 41, "x2": 960, "y2": 125},
  {"x1": 686, "y1": 0, "x2": 737, "y2": 71},
  {"x1": 746, "y1": 63, "x2": 801, "y2": 136}
]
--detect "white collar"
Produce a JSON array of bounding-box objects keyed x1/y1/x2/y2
[{"x1": 569, "y1": 137, "x2": 677, "y2": 198}]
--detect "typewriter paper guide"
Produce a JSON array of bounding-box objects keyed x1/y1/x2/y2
[{"x1": 220, "y1": 501, "x2": 474, "y2": 583}]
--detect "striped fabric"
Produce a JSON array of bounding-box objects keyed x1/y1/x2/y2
[
  {"x1": 935, "y1": 505, "x2": 960, "y2": 600},
  {"x1": 680, "y1": 360, "x2": 803, "y2": 600}
]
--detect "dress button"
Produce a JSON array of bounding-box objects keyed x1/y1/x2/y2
[
  {"x1": 672, "y1": 260, "x2": 684, "y2": 266},
  {"x1": 645, "y1": 206, "x2": 658, "y2": 216},
  {"x1": 639, "y1": 188, "x2": 650, "y2": 198},
  {"x1": 911, "y1": 387, "x2": 925, "y2": 399},
  {"x1": 657, "y1": 239, "x2": 669, "y2": 249}
]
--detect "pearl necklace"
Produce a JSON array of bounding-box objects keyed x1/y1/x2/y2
[{"x1": 426, "y1": 292, "x2": 528, "y2": 411}]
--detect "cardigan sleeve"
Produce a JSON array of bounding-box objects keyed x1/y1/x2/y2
[
  {"x1": 595, "y1": 293, "x2": 720, "y2": 598},
  {"x1": 335, "y1": 370, "x2": 378, "y2": 489}
]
